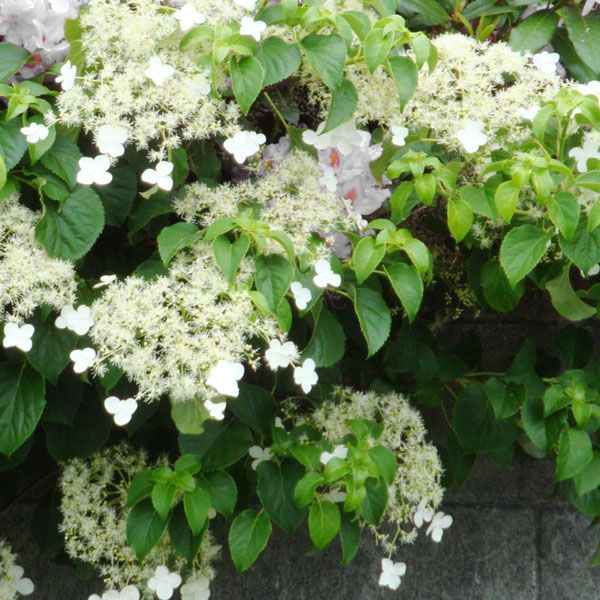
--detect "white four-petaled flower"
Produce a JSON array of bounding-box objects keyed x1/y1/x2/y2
[
  {"x1": 204, "y1": 399, "x2": 227, "y2": 420},
  {"x1": 517, "y1": 105, "x2": 540, "y2": 122},
  {"x1": 141, "y1": 161, "x2": 174, "y2": 191},
  {"x1": 320, "y1": 444, "x2": 348, "y2": 465},
  {"x1": 145, "y1": 57, "x2": 175, "y2": 86},
  {"x1": 104, "y1": 396, "x2": 138, "y2": 426},
  {"x1": 456, "y1": 120, "x2": 487, "y2": 153},
  {"x1": 2, "y1": 323, "x2": 34, "y2": 352},
  {"x1": 56, "y1": 61, "x2": 76, "y2": 90},
  {"x1": 569, "y1": 139, "x2": 600, "y2": 173},
  {"x1": 173, "y1": 4, "x2": 206, "y2": 31},
  {"x1": 6, "y1": 565, "x2": 34, "y2": 596},
  {"x1": 97, "y1": 125, "x2": 128, "y2": 157},
  {"x1": 93, "y1": 274, "x2": 118, "y2": 289},
  {"x1": 223, "y1": 131, "x2": 266, "y2": 164},
  {"x1": 20, "y1": 123, "x2": 49, "y2": 144},
  {"x1": 248, "y1": 445, "x2": 272, "y2": 470},
  {"x1": 391, "y1": 125, "x2": 409, "y2": 146},
  {"x1": 77, "y1": 155, "x2": 113, "y2": 186},
  {"x1": 70, "y1": 348, "x2": 96, "y2": 373},
  {"x1": 413, "y1": 498, "x2": 434, "y2": 528},
  {"x1": 89, "y1": 585, "x2": 140, "y2": 600},
  {"x1": 239, "y1": 16, "x2": 266, "y2": 41},
  {"x1": 426, "y1": 510, "x2": 453, "y2": 542},
  {"x1": 265, "y1": 339, "x2": 298, "y2": 370},
  {"x1": 180, "y1": 577, "x2": 211, "y2": 600},
  {"x1": 313, "y1": 258, "x2": 341, "y2": 288},
  {"x1": 318, "y1": 167, "x2": 338, "y2": 192},
  {"x1": 378, "y1": 558, "x2": 406, "y2": 590},
  {"x1": 532, "y1": 51, "x2": 559, "y2": 74},
  {"x1": 290, "y1": 281, "x2": 311, "y2": 310},
  {"x1": 293, "y1": 358, "x2": 318, "y2": 393},
  {"x1": 147, "y1": 566, "x2": 182, "y2": 600},
  {"x1": 55, "y1": 304, "x2": 94, "y2": 335},
  {"x1": 206, "y1": 360, "x2": 244, "y2": 397},
  {"x1": 302, "y1": 122, "x2": 363, "y2": 156}
]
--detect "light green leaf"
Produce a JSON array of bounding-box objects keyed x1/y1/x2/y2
[
  {"x1": 383, "y1": 262, "x2": 423, "y2": 323},
  {"x1": 494, "y1": 180, "x2": 520, "y2": 223},
  {"x1": 447, "y1": 195, "x2": 474, "y2": 242},
  {"x1": 308, "y1": 500, "x2": 340, "y2": 549},
  {"x1": 545, "y1": 265, "x2": 596, "y2": 321},
  {"x1": 300, "y1": 33, "x2": 347, "y2": 89},
  {"x1": 184, "y1": 487, "x2": 211, "y2": 535},
  {"x1": 39, "y1": 136, "x2": 82, "y2": 190},
  {"x1": 323, "y1": 77, "x2": 358, "y2": 133},
  {"x1": 556, "y1": 428, "x2": 592, "y2": 482},
  {"x1": 558, "y1": 222, "x2": 600, "y2": 273},
  {"x1": 126, "y1": 499, "x2": 167, "y2": 560},
  {"x1": 157, "y1": 222, "x2": 202, "y2": 266},
  {"x1": 228, "y1": 509, "x2": 272, "y2": 572},
  {"x1": 548, "y1": 192, "x2": 580, "y2": 240},
  {"x1": 303, "y1": 303, "x2": 346, "y2": 368},
  {"x1": 353, "y1": 287, "x2": 391, "y2": 357},
  {"x1": 387, "y1": 55, "x2": 418, "y2": 111},
  {"x1": 509, "y1": 11, "x2": 559, "y2": 53},
  {"x1": 256, "y1": 37, "x2": 301, "y2": 87},
  {"x1": 254, "y1": 253, "x2": 293, "y2": 311},
  {"x1": 230, "y1": 55, "x2": 265, "y2": 115},
  {"x1": 0, "y1": 43, "x2": 30, "y2": 81},
  {"x1": 353, "y1": 236, "x2": 385, "y2": 284},
  {"x1": 499, "y1": 224, "x2": 551, "y2": 287},
  {"x1": 213, "y1": 234, "x2": 250, "y2": 282},
  {"x1": 364, "y1": 28, "x2": 393, "y2": 73}
]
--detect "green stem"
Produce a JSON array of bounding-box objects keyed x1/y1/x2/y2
[{"x1": 263, "y1": 91, "x2": 290, "y2": 133}]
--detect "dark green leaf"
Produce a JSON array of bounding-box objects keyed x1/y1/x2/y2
[
  {"x1": 509, "y1": 11, "x2": 559, "y2": 53},
  {"x1": 228, "y1": 383, "x2": 277, "y2": 433},
  {"x1": 384, "y1": 262, "x2": 423, "y2": 323},
  {"x1": 229, "y1": 509, "x2": 272, "y2": 571},
  {"x1": 308, "y1": 500, "x2": 340, "y2": 549},
  {"x1": 96, "y1": 164, "x2": 137, "y2": 227},
  {"x1": 556, "y1": 428, "x2": 592, "y2": 481},
  {"x1": 323, "y1": 78, "x2": 358, "y2": 133},
  {"x1": 353, "y1": 287, "x2": 391, "y2": 357},
  {"x1": 300, "y1": 34, "x2": 347, "y2": 90},
  {"x1": 0, "y1": 43, "x2": 30, "y2": 81},
  {"x1": 157, "y1": 222, "x2": 202, "y2": 266},
  {"x1": 256, "y1": 37, "x2": 301, "y2": 87},
  {"x1": 126, "y1": 499, "x2": 167, "y2": 560},
  {"x1": 230, "y1": 55, "x2": 265, "y2": 115},
  {"x1": 39, "y1": 136, "x2": 82, "y2": 190},
  {"x1": 184, "y1": 486, "x2": 211, "y2": 535}
]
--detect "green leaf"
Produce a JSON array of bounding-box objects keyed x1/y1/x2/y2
[
  {"x1": 494, "y1": 180, "x2": 520, "y2": 223},
  {"x1": 0, "y1": 120, "x2": 27, "y2": 170},
  {"x1": 0, "y1": 363, "x2": 45, "y2": 457},
  {"x1": 152, "y1": 483, "x2": 177, "y2": 521},
  {"x1": 556, "y1": 428, "x2": 592, "y2": 482},
  {"x1": 558, "y1": 222, "x2": 600, "y2": 274},
  {"x1": 126, "y1": 499, "x2": 167, "y2": 560},
  {"x1": 352, "y1": 287, "x2": 391, "y2": 357},
  {"x1": 353, "y1": 236, "x2": 385, "y2": 284},
  {"x1": 481, "y1": 259, "x2": 524, "y2": 312},
  {"x1": 340, "y1": 513, "x2": 361, "y2": 565},
  {"x1": 229, "y1": 509, "x2": 272, "y2": 572},
  {"x1": 127, "y1": 470, "x2": 154, "y2": 507},
  {"x1": 300, "y1": 33, "x2": 347, "y2": 90},
  {"x1": 230, "y1": 55, "x2": 265, "y2": 115},
  {"x1": 228, "y1": 383, "x2": 277, "y2": 434},
  {"x1": 360, "y1": 477, "x2": 387, "y2": 525},
  {"x1": 545, "y1": 265, "x2": 596, "y2": 321},
  {"x1": 0, "y1": 43, "x2": 30, "y2": 81},
  {"x1": 96, "y1": 164, "x2": 137, "y2": 227},
  {"x1": 183, "y1": 486, "x2": 211, "y2": 535},
  {"x1": 27, "y1": 314, "x2": 77, "y2": 384},
  {"x1": 364, "y1": 29, "x2": 394, "y2": 74},
  {"x1": 35, "y1": 187, "x2": 105, "y2": 260},
  {"x1": 294, "y1": 471, "x2": 324, "y2": 508},
  {"x1": 323, "y1": 77, "x2": 358, "y2": 133},
  {"x1": 383, "y1": 262, "x2": 423, "y2": 323},
  {"x1": 179, "y1": 419, "x2": 253, "y2": 471},
  {"x1": 168, "y1": 503, "x2": 204, "y2": 563},
  {"x1": 387, "y1": 56, "x2": 418, "y2": 111},
  {"x1": 39, "y1": 136, "x2": 82, "y2": 190},
  {"x1": 308, "y1": 500, "x2": 340, "y2": 549},
  {"x1": 485, "y1": 379, "x2": 525, "y2": 420},
  {"x1": 509, "y1": 11, "x2": 559, "y2": 53},
  {"x1": 461, "y1": 184, "x2": 496, "y2": 219},
  {"x1": 399, "y1": 0, "x2": 450, "y2": 26},
  {"x1": 198, "y1": 470, "x2": 237, "y2": 518},
  {"x1": 257, "y1": 459, "x2": 306, "y2": 534},
  {"x1": 499, "y1": 224, "x2": 551, "y2": 287},
  {"x1": 157, "y1": 222, "x2": 202, "y2": 266},
  {"x1": 368, "y1": 445, "x2": 397, "y2": 485},
  {"x1": 560, "y1": 7, "x2": 600, "y2": 72},
  {"x1": 340, "y1": 11, "x2": 371, "y2": 41},
  {"x1": 254, "y1": 253, "x2": 293, "y2": 311},
  {"x1": 213, "y1": 234, "x2": 250, "y2": 282},
  {"x1": 256, "y1": 37, "x2": 301, "y2": 87},
  {"x1": 543, "y1": 385, "x2": 570, "y2": 417},
  {"x1": 548, "y1": 192, "x2": 580, "y2": 240},
  {"x1": 303, "y1": 304, "x2": 346, "y2": 368},
  {"x1": 171, "y1": 398, "x2": 206, "y2": 435},
  {"x1": 575, "y1": 452, "x2": 600, "y2": 496},
  {"x1": 0, "y1": 155, "x2": 6, "y2": 193},
  {"x1": 574, "y1": 171, "x2": 600, "y2": 194},
  {"x1": 447, "y1": 195, "x2": 474, "y2": 242}
]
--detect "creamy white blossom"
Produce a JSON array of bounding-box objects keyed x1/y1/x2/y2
[
  {"x1": 204, "y1": 399, "x2": 227, "y2": 421},
  {"x1": 290, "y1": 281, "x2": 311, "y2": 310},
  {"x1": 320, "y1": 444, "x2": 348, "y2": 465},
  {"x1": 141, "y1": 161, "x2": 174, "y2": 191},
  {"x1": 576, "y1": 80, "x2": 600, "y2": 101},
  {"x1": 413, "y1": 499, "x2": 434, "y2": 528},
  {"x1": 20, "y1": 123, "x2": 49, "y2": 144},
  {"x1": 56, "y1": 61, "x2": 76, "y2": 90},
  {"x1": 55, "y1": 304, "x2": 94, "y2": 336},
  {"x1": 293, "y1": 358, "x2": 318, "y2": 394},
  {"x1": 426, "y1": 511, "x2": 453, "y2": 542},
  {"x1": 265, "y1": 339, "x2": 298, "y2": 370},
  {"x1": 456, "y1": 120, "x2": 487, "y2": 153},
  {"x1": 223, "y1": 131, "x2": 266, "y2": 164},
  {"x1": 70, "y1": 347, "x2": 96, "y2": 373},
  {"x1": 248, "y1": 445, "x2": 272, "y2": 470},
  {"x1": 173, "y1": 4, "x2": 206, "y2": 31},
  {"x1": 96, "y1": 126, "x2": 128, "y2": 158},
  {"x1": 239, "y1": 16, "x2": 266, "y2": 41},
  {"x1": 517, "y1": 105, "x2": 540, "y2": 121},
  {"x1": 569, "y1": 139, "x2": 600, "y2": 173},
  {"x1": 2, "y1": 323, "x2": 34, "y2": 353},
  {"x1": 145, "y1": 56, "x2": 176, "y2": 86},
  {"x1": 318, "y1": 166, "x2": 338, "y2": 192},
  {"x1": 206, "y1": 360, "x2": 244, "y2": 397},
  {"x1": 391, "y1": 125, "x2": 409, "y2": 146},
  {"x1": 233, "y1": 0, "x2": 256, "y2": 9},
  {"x1": 104, "y1": 396, "x2": 138, "y2": 427},
  {"x1": 378, "y1": 558, "x2": 406, "y2": 590},
  {"x1": 147, "y1": 565, "x2": 182, "y2": 600},
  {"x1": 89, "y1": 586, "x2": 140, "y2": 600},
  {"x1": 313, "y1": 259, "x2": 341, "y2": 288},
  {"x1": 0, "y1": 545, "x2": 35, "y2": 597},
  {"x1": 532, "y1": 51, "x2": 559, "y2": 74},
  {"x1": 93, "y1": 275, "x2": 118, "y2": 289},
  {"x1": 77, "y1": 155, "x2": 113, "y2": 186},
  {"x1": 180, "y1": 577, "x2": 211, "y2": 600},
  {"x1": 302, "y1": 122, "x2": 363, "y2": 156}
]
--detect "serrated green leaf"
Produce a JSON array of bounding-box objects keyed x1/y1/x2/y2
[
  {"x1": 256, "y1": 37, "x2": 301, "y2": 87},
  {"x1": 230, "y1": 55, "x2": 264, "y2": 115},
  {"x1": 229, "y1": 509, "x2": 272, "y2": 572},
  {"x1": 499, "y1": 224, "x2": 550, "y2": 287},
  {"x1": 383, "y1": 262, "x2": 423, "y2": 323},
  {"x1": 353, "y1": 287, "x2": 391, "y2": 357},
  {"x1": 300, "y1": 33, "x2": 346, "y2": 89},
  {"x1": 157, "y1": 222, "x2": 202, "y2": 266}
]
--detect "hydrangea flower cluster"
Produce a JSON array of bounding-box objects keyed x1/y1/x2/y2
[
  {"x1": 0, "y1": 539, "x2": 34, "y2": 599},
  {"x1": 59, "y1": 444, "x2": 220, "y2": 595},
  {"x1": 89, "y1": 243, "x2": 278, "y2": 402},
  {"x1": 175, "y1": 148, "x2": 359, "y2": 256},
  {"x1": 53, "y1": 0, "x2": 247, "y2": 159},
  {"x1": 0, "y1": 196, "x2": 76, "y2": 322}
]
